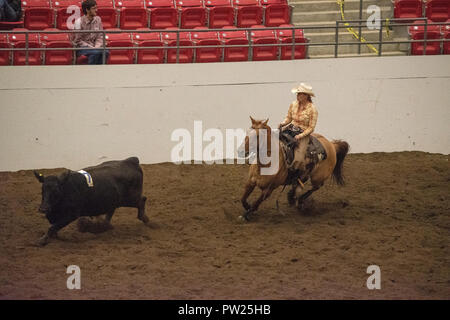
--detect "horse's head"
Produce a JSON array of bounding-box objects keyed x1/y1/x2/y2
[{"x1": 237, "y1": 116, "x2": 271, "y2": 159}]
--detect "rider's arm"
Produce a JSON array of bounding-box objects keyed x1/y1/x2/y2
[{"x1": 280, "y1": 102, "x2": 293, "y2": 126}]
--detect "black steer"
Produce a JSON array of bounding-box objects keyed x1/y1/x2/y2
[{"x1": 34, "y1": 157, "x2": 149, "y2": 246}]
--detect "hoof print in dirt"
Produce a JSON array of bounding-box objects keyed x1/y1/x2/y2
[
  {"x1": 297, "y1": 198, "x2": 315, "y2": 214},
  {"x1": 340, "y1": 199, "x2": 350, "y2": 208},
  {"x1": 77, "y1": 217, "x2": 113, "y2": 234}
]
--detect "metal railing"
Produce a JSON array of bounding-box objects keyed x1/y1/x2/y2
[
  {"x1": 0, "y1": 20, "x2": 449, "y2": 65},
  {"x1": 335, "y1": 18, "x2": 450, "y2": 57}
]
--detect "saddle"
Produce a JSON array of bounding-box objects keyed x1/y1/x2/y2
[{"x1": 280, "y1": 125, "x2": 327, "y2": 185}]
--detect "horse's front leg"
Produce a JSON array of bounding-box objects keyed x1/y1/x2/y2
[
  {"x1": 242, "y1": 187, "x2": 274, "y2": 221},
  {"x1": 241, "y1": 182, "x2": 256, "y2": 211}
]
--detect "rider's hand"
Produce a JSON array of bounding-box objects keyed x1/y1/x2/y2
[{"x1": 295, "y1": 134, "x2": 303, "y2": 140}]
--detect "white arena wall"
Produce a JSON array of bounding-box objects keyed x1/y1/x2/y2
[{"x1": 0, "y1": 55, "x2": 449, "y2": 171}]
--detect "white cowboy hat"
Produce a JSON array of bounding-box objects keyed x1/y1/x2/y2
[{"x1": 291, "y1": 83, "x2": 315, "y2": 97}]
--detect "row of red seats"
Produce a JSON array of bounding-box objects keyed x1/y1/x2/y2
[
  {"x1": 0, "y1": 25, "x2": 308, "y2": 65},
  {"x1": 394, "y1": 0, "x2": 450, "y2": 22},
  {"x1": 0, "y1": 0, "x2": 292, "y2": 30},
  {"x1": 409, "y1": 21, "x2": 450, "y2": 54}
]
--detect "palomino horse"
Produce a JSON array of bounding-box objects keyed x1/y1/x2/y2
[{"x1": 237, "y1": 117, "x2": 349, "y2": 221}]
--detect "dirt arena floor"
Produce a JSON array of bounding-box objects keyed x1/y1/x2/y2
[{"x1": 0, "y1": 152, "x2": 449, "y2": 300}]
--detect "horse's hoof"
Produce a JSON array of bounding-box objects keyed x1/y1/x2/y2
[
  {"x1": 36, "y1": 235, "x2": 49, "y2": 247},
  {"x1": 238, "y1": 215, "x2": 249, "y2": 222},
  {"x1": 140, "y1": 215, "x2": 150, "y2": 225},
  {"x1": 288, "y1": 197, "x2": 296, "y2": 206}
]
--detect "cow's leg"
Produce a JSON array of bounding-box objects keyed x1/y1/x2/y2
[
  {"x1": 38, "y1": 216, "x2": 77, "y2": 246},
  {"x1": 137, "y1": 196, "x2": 149, "y2": 224},
  {"x1": 105, "y1": 209, "x2": 115, "y2": 223}
]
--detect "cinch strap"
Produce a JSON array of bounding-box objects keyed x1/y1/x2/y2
[{"x1": 77, "y1": 170, "x2": 94, "y2": 187}]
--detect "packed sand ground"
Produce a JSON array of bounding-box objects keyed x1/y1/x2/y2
[{"x1": 0, "y1": 152, "x2": 449, "y2": 299}]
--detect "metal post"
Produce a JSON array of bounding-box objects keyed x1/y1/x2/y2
[
  {"x1": 176, "y1": 31, "x2": 180, "y2": 64},
  {"x1": 378, "y1": 19, "x2": 383, "y2": 56},
  {"x1": 291, "y1": 26, "x2": 296, "y2": 60},
  {"x1": 423, "y1": 20, "x2": 428, "y2": 55},
  {"x1": 102, "y1": 31, "x2": 106, "y2": 65},
  {"x1": 248, "y1": 30, "x2": 252, "y2": 61},
  {"x1": 358, "y1": 0, "x2": 362, "y2": 54},
  {"x1": 25, "y1": 32, "x2": 29, "y2": 66},
  {"x1": 335, "y1": 21, "x2": 339, "y2": 58}
]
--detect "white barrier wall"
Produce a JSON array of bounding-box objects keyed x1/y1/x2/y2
[{"x1": 0, "y1": 55, "x2": 449, "y2": 171}]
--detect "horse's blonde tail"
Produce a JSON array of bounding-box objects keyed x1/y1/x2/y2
[{"x1": 331, "y1": 140, "x2": 350, "y2": 186}]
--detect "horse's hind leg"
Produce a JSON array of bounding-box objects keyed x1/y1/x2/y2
[
  {"x1": 297, "y1": 182, "x2": 323, "y2": 209},
  {"x1": 287, "y1": 181, "x2": 298, "y2": 206},
  {"x1": 137, "y1": 196, "x2": 149, "y2": 224}
]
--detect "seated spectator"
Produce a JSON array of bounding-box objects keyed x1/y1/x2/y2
[
  {"x1": 72, "y1": 0, "x2": 109, "y2": 64},
  {"x1": 0, "y1": 0, "x2": 21, "y2": 22}
]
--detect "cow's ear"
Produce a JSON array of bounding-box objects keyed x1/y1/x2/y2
[
  {"x1": 58, "y1": 170, "x2": 71, "y2": 184},
  {"x1": 34, "y1": 171, "x2": 44, "y2": 183}
]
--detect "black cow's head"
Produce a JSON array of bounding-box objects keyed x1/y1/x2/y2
[{"x1": 34, "y1": 170, "x2": 70, "y2": 215}]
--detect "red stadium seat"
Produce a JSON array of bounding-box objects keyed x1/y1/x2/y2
[
  {"x1": 0, "y1": 20, "x2": 24, "y2": 30},
  {"x1": 40, "y1": 28, "x2": 74, "y2": 64},
  {"x1": 409, "y1": 22, "x2": 442, "y2": 54},
  {"x1": 23, "y1": 0, "x2": 54, "y2": 30},
  {"x1": 425, "y1": 0, "x2": 450, "y2": 22},
  {"x1": 249, "y1": 25, "x2": 278, "y2": 60},
  {"x1": 220, "y1": 26, "x2": 249, "y2": 61},
  {"x1": 191, "y1": 27, "x2": 222, "y2": 62},
  {"x1": 276, "y1": 24, "x2": 307, "y2": 59},
  {"x1": 162, "y1": 28, "x2": 194, "y2": 63},
  {"x1": 233, "y1": 0, "x2": 263, "y2": 28},
  {"x1": 176, "y1": 0, "x2": 207, "y2": 29},
  {"x1": 116, "y1": 0, "x2": 148, "y2": 29},
  {"x1": 8, "y1": 28, "x2": 43, "y2": 65},
  {"x1": 96, "y1": 0, "x2": 118, "y2": 29},
  {"x1": 146, "y1": 0, "x2": 178, "y2": 29},
  {"x1": 393, "y1": 0, "x2": 423, "y2": 20},
  {"x1": 260, "y1": 0, "x2": 290, "y2": 27},
  {"x1": 205, "y1": 0, "x2": 235, "y2": 28},
  {"x1": 0, "y1": 34, "x2": 11, "y2": 65},
  {"x1": 133, "y1": 29, "x2": 165, "y2": 63},
  {"x1": 106, "y1": 31, "x2": 135, "y2": 63},
  {"x1": 52, "y1": 0, "x2": 81, "y2": 30},
  {"x1": 76, "y1": 54, "x2": 88, "y2": 63}
]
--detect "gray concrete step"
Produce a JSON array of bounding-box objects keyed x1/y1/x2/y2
[
  {"x1": 311, "y1": 50, "x2": 407, "y2": 59},
  {"x1": 307, "y1": 40, "x2": 402, "y2": 55},
  {"x1": 293, "y1": 7, "x2": 393, "y2": 23},
  {"x1": 304, "y1": 29, "x2": 394, "y2": 44},
  {"x1": 287, "y1": 0, "x2": 404, "y2": 57},
  {"x1": 290, "y1": 0, "x2": 393, "y2": 13}
]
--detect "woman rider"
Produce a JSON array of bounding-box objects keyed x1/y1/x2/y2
[{"x1": 279, "y1": 83, "x2": 318, "y2": 174}]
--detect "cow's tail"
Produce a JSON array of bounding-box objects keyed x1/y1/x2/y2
[
  {"x1": 126, "y1": 157, "x2": 140, "y2": 165},
  {"x1": 331, "y1": 140, "x2": 349, "y2": 186}
]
